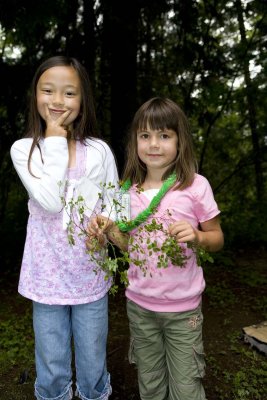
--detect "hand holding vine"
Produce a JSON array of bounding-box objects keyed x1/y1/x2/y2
[
  {"x1": 168, "y1": 220, "x2": 199, "y2": 244},
  {"x1": 86, "y1": 215, "x2": 113, "y2": 249}
]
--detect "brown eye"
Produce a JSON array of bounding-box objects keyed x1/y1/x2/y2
[
  {"x1": 160, "y1": 133, "x2": 170, "y2": 139},
  {"x1": 138, "y1": 132, "x2": 149, "y2": 139}
]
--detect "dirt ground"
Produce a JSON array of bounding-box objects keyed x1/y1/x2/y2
[{"x1": 0, "y1": 247, "x2": 266, "y2": 400}]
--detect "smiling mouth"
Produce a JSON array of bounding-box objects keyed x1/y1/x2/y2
[{"x1": 49, "y1": 109, "x2": 66, "y2": 113}]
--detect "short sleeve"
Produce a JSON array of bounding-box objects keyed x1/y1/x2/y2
[{"x1": 192, "y1": 175, "x2": 220, "y2": 223}]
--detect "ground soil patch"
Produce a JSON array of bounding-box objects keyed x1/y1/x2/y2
[{"x1": 0, "y1": 248, "x2": 266, "y2": 399}]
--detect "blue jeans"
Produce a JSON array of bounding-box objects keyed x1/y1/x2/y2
[{"x1": 32, "y1": 295, "x2": 111, "y2": 400}]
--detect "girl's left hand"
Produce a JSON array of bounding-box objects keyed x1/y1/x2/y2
[{"x1": 168, "y1": 220, "x2": 199, "y2": 244}]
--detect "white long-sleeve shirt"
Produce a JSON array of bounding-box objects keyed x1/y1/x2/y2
[{"x1": 10, "y1": 136, "x2": 119, "y2": 305}]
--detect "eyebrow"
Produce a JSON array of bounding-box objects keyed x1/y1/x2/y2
[
  {"x1": 38, "y1": 82, "x2": 78, "y2": 88},
  {"x1": 138, "y1": 129, "x2": 172, "y2": 133}
]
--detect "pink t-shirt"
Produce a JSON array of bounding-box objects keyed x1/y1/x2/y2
[{"x1": 125, "y1": 174, "x2": 220, "y2": 312}]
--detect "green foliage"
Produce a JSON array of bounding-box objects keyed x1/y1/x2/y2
[
  {"x1": 1, "y1": 0, "x2": 267, "y2": 266},
  {"x1": 64, "y1": 184, "x2": 213, "y2": 294},
  {"x1": 203, "y1": 249, "x2": 267, "y2": 399},
  {"x1": 219, "y1": 331, "x2": 267, "y2": 400},
  {"x1": 0, "y1": 179, "x2": 28, "y2": 271},
  {"x1": 205, "y1": 282, "x2": 236, "y2": 307},
  {"x1": 207, "y1": 351, "x2": 267, "y2": 400},
  {"x1": 0, "y1": 307, "x2": 34, "y2": 365},
  {"x1": 253, "y1": 297, "x2": 267, "y2": 320}
]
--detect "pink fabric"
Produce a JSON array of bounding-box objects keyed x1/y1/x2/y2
[
  {"x1": 125, "y1": 174, "x2": 220, "y2": 312},
  {"x1": 18, "y1": 142, "x2": 110, "y2": 305}
]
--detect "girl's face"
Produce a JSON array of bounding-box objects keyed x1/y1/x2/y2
[
  {"x1": 36, "y1": 66, "x2": 82, "y2": 129},
  {"x1": 137, "y1": 125, "x2": 178, "y2": 175}
]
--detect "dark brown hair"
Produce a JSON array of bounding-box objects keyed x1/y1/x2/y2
[
  {"x1": 122, "y1": 97, "x2": 197, "y2": 190},
  {"x1": 25, "y1": 55, "x2": 100, "y2": 173}
]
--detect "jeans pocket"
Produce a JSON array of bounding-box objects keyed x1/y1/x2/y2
[
  {"x1": 128, "y1": 337, "x2": 136, "y2": 364},
  {"x1": 193, "y1": 343, "x2": 206, "y2": 379}
]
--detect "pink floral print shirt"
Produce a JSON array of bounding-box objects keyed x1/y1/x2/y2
[{"x1": 10, "y1": 137, "x2": 118, "y2": 305}]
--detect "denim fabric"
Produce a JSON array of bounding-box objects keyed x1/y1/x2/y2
[
  {"x1": 127, "y1": 300, "x2": 206, "y2": 400},
  {"x1": 33, "y1": 295, "x2": 111, "y2": 400}
]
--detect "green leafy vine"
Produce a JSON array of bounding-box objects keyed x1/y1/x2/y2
[{"x1": 62, "y1": 182, "x2": 213, "y2": 294}]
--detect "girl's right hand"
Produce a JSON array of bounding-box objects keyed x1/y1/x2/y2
[
  {"x1": 44, "y1": 104, "x2": 72, "y2": 137},
  {"x1": 87, "y1": 215, "x2": 129, "y2": 252},
  {"x1": 88, "y1": 215, "x2": 115, "y2": 236},
  {"x1": 86, "y1": 216, "x2": 115, "y2": 250}
]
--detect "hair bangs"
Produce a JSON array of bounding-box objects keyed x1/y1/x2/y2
[{"x1": 136, "y1": 100, "x2": 179, "y2": 132}]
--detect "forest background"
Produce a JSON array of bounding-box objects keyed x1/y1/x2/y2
[
  {"x1": 0, "y1": 1, "x2": 267, "y2": 399},
  {"x1": 0, "y1": 0, "x2": 267, "y2": 265}
]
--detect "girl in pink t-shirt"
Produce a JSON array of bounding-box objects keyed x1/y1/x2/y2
[{"x1": 89, "y1": 97, "x2": 224, "y2": 400}]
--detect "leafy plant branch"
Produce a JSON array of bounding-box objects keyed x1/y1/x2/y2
[{"x1": 62, "y1": 182, "x2": 213, "y2": 294}]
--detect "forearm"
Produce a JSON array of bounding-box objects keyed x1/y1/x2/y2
[
  {"x1": 196, "y1": 228, "x2": 224, "y2": 252},
  {"x1": 10, "y1": 138, "x2": 68, "y2": 212},
  {"x1": 107, "y1": 224, "x2": 129, "y2": 252}
]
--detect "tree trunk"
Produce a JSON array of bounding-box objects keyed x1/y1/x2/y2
[
  {"x1": 83, "y1": 0, "x2": 96, "y2": 88},
  {"x1": 236, "y1": 0, "x2": 263, "y2": 200},
  {"x1": 109, "y1": 0, "x2": 139, "y2": 172}
]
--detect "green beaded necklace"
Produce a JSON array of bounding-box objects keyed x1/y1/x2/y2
[{"x1": 116, "y1": 173, "x2": 177, "y2": 232}]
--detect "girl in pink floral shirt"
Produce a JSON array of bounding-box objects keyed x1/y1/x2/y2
[{"x1": 10, "y1": 56, "x2": 118, "y2": 400}]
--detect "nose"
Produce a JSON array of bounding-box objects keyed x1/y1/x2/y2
[
  {"x1": 150, "y1": 135, "x2": 159, "y2": 147},
  {"x1": 52, "y1": 92, "x2": 64, "y2": 106}
]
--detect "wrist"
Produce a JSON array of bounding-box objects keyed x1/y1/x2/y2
[
  {"x1": 45, "y1": 128, "x2": 67, "y2": 138},
  {"x1": 106, "y1": 221, "x2": 117, "y2": 236},
  {"x1": 195, "y1": 229, "x2": 204, "y2": 248}
]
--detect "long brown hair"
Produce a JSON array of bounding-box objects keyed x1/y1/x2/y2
[
  {"x1": 122, "y1": 97, "x2": 197, "y2": 190},
  {"x1": 25, "y1": 55, "x2": 100, "y2": 174}
]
